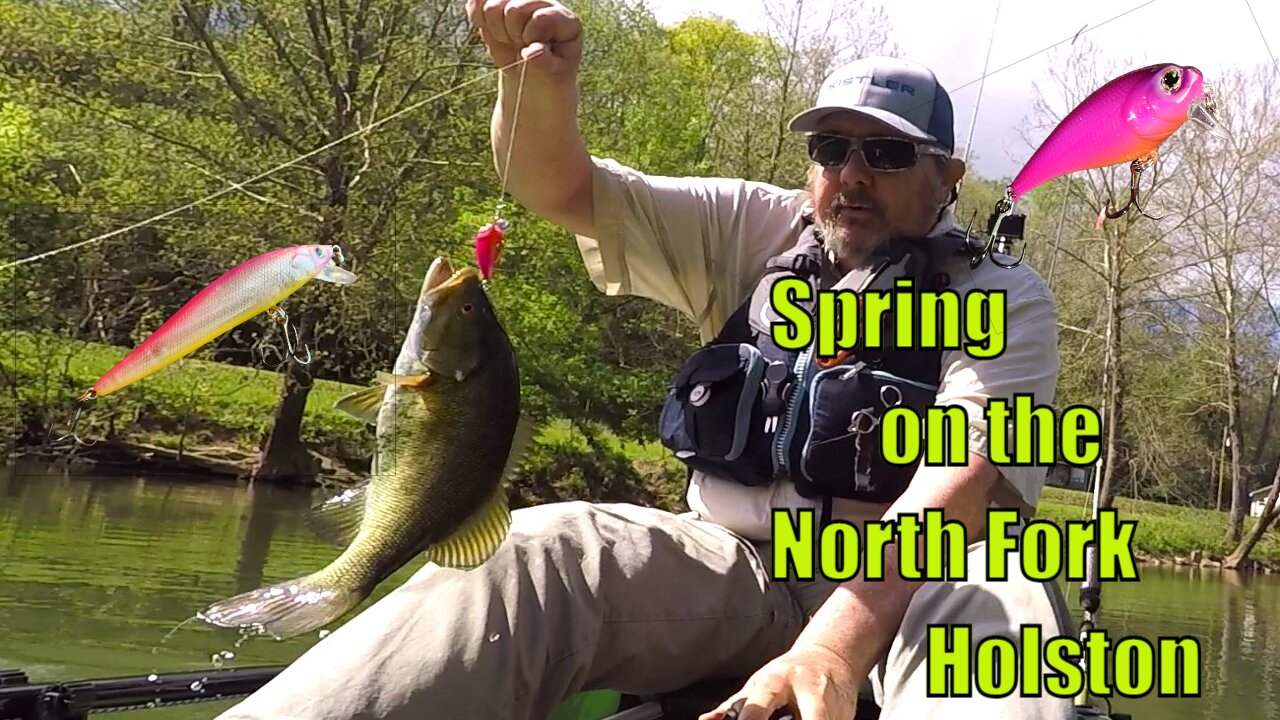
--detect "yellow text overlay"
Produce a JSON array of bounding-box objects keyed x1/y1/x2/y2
[
  {"x1": 768, "y1": 278, "x2": 1007, "y2": 360},
  {"x1": 879, "y1": 398, "x2": 1103, "y2": 468},
  {"x1": 770, "y1": 508, "x2": 1140, "y2": 584},
  {"x1": 986, "y1": 509, "x2": 1139, "y2": 582},
  {"x1": 770, "y1": 508, "x2": 969, "y2": 582},
  {"x1": 927, "y1": 626, "x2": 1201, "y2": 699}
]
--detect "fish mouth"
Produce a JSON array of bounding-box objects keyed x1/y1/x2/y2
[
  {"x1": 421, "y1": 257, "x2": 481, "y2": 297},
  {"x1": 423, "y1": 257, "x2": 454, "y2": 292}
]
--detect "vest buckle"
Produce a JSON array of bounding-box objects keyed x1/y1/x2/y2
[{"x1": 760, "y1": 361, "x2": 792, "y2": 420}]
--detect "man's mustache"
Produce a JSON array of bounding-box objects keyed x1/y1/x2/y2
[{"x1": 826, "y1": 191, "x2": 879, "y2": 215}]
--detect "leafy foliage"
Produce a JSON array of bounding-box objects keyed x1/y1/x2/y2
[{"x1": 3, "y1": 0, "x2": 1279, "y2": 557}]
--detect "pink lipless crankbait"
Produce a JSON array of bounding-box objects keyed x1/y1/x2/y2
[
  {"x1": 969, "y1": 63, "x2": 1229, "y2": 268},
  {"x1": 57, "y1": 244, "x2": 357, "y2": 445}
]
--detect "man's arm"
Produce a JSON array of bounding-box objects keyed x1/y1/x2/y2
[
  {"x1": 700, "y1": 458, "x2": 999, "y2": 720},
  {"x1": 467, "y1": 0, "x2": 596, "y2": 238},
  {"x1": 796, "y1": 457, "x2": 1000, "y2": 683}
]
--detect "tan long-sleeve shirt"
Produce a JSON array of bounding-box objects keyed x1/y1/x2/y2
[{"x1": 573, "y1": 156, "x2": 1062, "y2": 541}]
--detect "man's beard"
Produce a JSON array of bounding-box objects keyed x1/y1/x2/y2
[{"x1": 813, "y1": 190, "x2": 891, "y2": 266}]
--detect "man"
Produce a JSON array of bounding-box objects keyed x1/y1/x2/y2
[{"x1": 214, "y1": 2, "x2": 1069, "y2": 719}]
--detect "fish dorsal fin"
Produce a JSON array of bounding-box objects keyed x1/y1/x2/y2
[
  {"x1": 422, "y1": 416, "x2": 537, "y2": 569},
  {"x1": 305, "y1": 482, "x2": 368, "y2": 547},
  {"x1": 334, "y1": 385, "x2": 386, "y2": 425}
]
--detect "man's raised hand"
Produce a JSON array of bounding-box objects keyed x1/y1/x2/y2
[{"x1": 465, "y1": 0, "x2": 583, "y2": 83}]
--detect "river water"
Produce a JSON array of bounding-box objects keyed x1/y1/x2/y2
[{"x1": 1, "y1": 459, "x2": 1277, "y2": 720}]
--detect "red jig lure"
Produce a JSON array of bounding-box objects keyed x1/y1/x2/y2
[{"x1": 474, "y1": 218, "x2": 508, "y2": 281}]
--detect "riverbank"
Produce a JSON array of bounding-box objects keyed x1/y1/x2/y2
[
  {"x1": 1037, "y1": 486, "x2": 1280, "y2": 571},
  {"x1": 4, "y1": 330, "x2": 1277, "y2": 568},
  {"x1": 1, "y1": 330, "x2": 688, "y2": 509}
]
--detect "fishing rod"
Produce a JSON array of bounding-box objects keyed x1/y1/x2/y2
[
  {"x1": 1073, "y1": 251, "x2": 1117, "y2": 719},
  {"x1": 0, "y1": 665, "x2": 283, "y2": 720}
]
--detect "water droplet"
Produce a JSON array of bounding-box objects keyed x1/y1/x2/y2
[
  {"x1": 147, "y1": 674, "x2": 159, "y2": 683},
  {"x1": 190, "y1": 680, "x2": 205, "y2": 692},
  {"x1": 488, "y1": 633, "x2": 499, "y2": 643},
  {"x1": 318, "y1": 629, "x2": 330, "y2": 639},
  {"x1": 146, "y1": 701, "x2": 157, "y2": 709},
  {"x1": 222, "y1": 651, "x2": 236, "y2": 660},
  {"x1": 211, "y1": 654, "x2": 223, "y2": 669}
]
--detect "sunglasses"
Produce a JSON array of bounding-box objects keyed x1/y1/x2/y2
[{"x1": 806, "y1": 133, "x2": 950, "y2": 172}]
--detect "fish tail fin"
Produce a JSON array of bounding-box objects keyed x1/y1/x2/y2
[{"x1": 196, "y1": 572, "x2": 365, "y2": 640}]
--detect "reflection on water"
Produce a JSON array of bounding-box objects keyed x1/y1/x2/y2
[
  {"x1": 1091, "y1": 562, "x2": 1280, "y2": 720},
  {"x1": 0, "y1": 459, "x2": 415, "y2": 719},
  {"x1": 1, "y1": 460, "x2": 1278, "y2": 720}
]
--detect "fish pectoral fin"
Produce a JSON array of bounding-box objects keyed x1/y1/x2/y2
[
  {"x1": 375, "y1": 371, "x2": 435, "y2": 389},
  {"x1": 334, "y1": 385, "x2": 386, "y2": 425},
  {"x1": 306, "y1": 482, "x2": 368, "y2": 547},
  {"x1": 422, "y1": 487, "x2": 512, "y2": 569},
  {"x1": 335, "y1": 373, "x2": 435, "y2": 423}
]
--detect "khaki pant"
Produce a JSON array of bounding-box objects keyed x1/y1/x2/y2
[{"x1": 216, "y1": 501, "x2": 1077, "y2": 720}]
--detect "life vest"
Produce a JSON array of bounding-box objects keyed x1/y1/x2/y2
[{"x1": 657, "y1": 213, "x2": 969, "y2": 504}]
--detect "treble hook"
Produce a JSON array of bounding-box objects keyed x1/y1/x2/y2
[
  {"x1": 266, "y1": 305, "x2": 312, "y2": 365},
  {"x1": 1103, "y1": 152, "x2": 1163, "y2": 221},
  {"x1": 962, "y1": 192, "x2": 1024, "y2": 269},
  {"x1": 990, "y1": 240, "x2": 1026, "y2": 270},
  {"x1": 52, "y1": 388, "x2": 98, "y2": 447}
]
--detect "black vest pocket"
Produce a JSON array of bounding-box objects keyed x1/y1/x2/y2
[
  {"x1": 794, "y1": 363, "x2": 939, "y2": 503},
  {"x1": 657, "y1": 343, "x2": 780, "y2": 486}
]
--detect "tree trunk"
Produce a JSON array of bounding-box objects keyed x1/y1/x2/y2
[
  {"x1": 1224, "y1": 458, "x2": 1280, "y2": 569},
  {"x1": 249, "y1": 309, "x2": 318, "y2": 484},
  {"x1": 1250, "y1": 356, "x2": 1280, "y2": 469},
  {"x1": 1225, "y1": 264, "x2": 1246, "y2": 545}
]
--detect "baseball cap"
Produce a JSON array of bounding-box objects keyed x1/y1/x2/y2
[{"x1": 789, "y1": 56, "x2": 955, "y2": 154}]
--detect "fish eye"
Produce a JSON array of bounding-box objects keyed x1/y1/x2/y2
[
  {"x1": 314, "y1": 247, "x2": 324, "y2": 257},
  {"x1": 461, "y1": 303, "x2": 474, "y2": 315},
  {"x1": 1161, "y1": 69, "x2": 1181, "y2": 93}
]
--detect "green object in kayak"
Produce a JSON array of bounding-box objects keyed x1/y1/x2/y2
[{"x1": 547, "y1": 690, "x2": 623, "y2": 720}]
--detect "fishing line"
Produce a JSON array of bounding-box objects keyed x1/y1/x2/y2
[
  {"x1": 959, "y1": 0, "x2": 1000, "y2": 175},
  {"x1": 1, "y1": 0, "x2": 1258, "y2": 357},
  {"x1": 0, "y1": 54, "x2": 538, "y2": 272},
  {"x1": 889, "y1": 0, "x2": 1170, "y2": 128},
  {"x1": 3, "y1": 1, "x2": 1168, "y2": 273},
  {"x1": 495, "y1": 55, "x2": 531, "y2": 223},
  {"x1": 1240, "y1": 0, "x2": 1277, "y2": 72}
]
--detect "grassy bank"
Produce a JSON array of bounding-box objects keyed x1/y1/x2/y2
[
  {"x1": 1038, "y1": 486, "x2": 1280, "y2": 566},
  {"x1": 4, "y1": 330, "x2": 1276, "y2": 565},
  {"x1": 2, "y1": 330, "x2": 373, "y2": 457},
  {"x1": 0, "y1": 330, "x2": 688, "y2": 508}
]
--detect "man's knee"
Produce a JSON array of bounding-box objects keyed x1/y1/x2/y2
[{"x1": 872, "y1": 542, "x2": 1077, "y2": 718}]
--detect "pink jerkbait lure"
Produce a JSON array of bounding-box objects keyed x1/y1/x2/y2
[
  {"x1": 971, "y1": 63, "x2": 1228, "y2": 269},
  {"x1": 59, "y1": 244, "x2": 357, "y2": 444}
]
